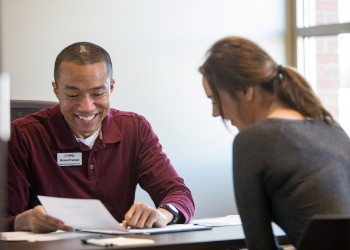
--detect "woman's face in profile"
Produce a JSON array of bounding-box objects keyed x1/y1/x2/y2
[{"x1": 202, "y1": 76, "x2": 247, "y2": 131}]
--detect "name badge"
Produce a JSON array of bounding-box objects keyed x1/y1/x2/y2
[{"x1": 57, "y1": 152, "x2": 82, "y2": 166}]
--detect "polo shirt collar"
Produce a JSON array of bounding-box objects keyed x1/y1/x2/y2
[
  {"x1": 101, "y1": 109, "x2": 121, "y2": 144},
  {"x1": 50, "y1": 105, "x2": 121, "y2": 149}
]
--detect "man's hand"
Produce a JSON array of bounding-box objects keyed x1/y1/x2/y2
[
  {"x1": 14, "y1": 205, "x2": 73, "y2": 233},
  {"x1": 122, "y1": 203, "x2": 173, "y2": 229}
]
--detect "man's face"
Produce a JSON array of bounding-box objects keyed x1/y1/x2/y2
[{"x1": 52, "y1": 61, "x2": 115, "y2": 139}]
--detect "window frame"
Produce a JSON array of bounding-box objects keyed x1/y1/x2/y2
[{"x1": 289, "y1": 0, "x2": 350, "y2": 69}]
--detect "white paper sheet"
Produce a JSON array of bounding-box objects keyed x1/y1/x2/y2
[
  {"x1": 0, "y1": 230, "x2": 95, "y2": 242},
  {"x1": 38, "y1": 196, "x2": 128, "y2": 231},
  {"x1": 85, "y1": 237, "x2": 155, "y2": 246},
  {"x1": 190, "y1": 215, "x2": 242, "y2": 227}
]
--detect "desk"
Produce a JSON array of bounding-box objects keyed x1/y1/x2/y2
[{"x1": 2, "y1": 224, "x2": 289, "y2": 250}]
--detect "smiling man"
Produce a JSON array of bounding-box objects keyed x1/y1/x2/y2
[{"x1": 5, "y1": 42, "x2": 195, "y2": 233}]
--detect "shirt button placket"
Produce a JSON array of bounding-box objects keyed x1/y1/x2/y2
[{"x1": 88, "y1": 151, "x2": 96, "y2": 177}]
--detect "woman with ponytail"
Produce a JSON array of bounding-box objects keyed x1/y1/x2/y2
[{"x1": 200, "y1": 37, "x2": 350, "y2": 250}]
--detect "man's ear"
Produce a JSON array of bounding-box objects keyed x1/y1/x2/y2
[
  {"x1": 110, "y1": 78, "x2": 115, "y2": 94},
  {"x1": 52, "y1": 81, "x2": 59, "y2": 99},
  {"x1": 243, "y1": 86, "x2": 254, "y2": 102}
]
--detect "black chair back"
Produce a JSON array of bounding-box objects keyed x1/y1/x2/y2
[
  {"x1": 11, "y1": 100, "x2": 58, "y2": 122},
  {"x1": 298, "y1": 214, "x2": 350, "y2": 250}
]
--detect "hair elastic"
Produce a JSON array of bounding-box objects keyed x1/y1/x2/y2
[{"x1": 277, "y1": 65, "x2": 283, "y2": 85}]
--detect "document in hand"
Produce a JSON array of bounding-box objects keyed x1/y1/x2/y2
[
  {"x1": 38, "y1": 196, "x2": 128, "y2": 233},
  {"x1": 38, "y1": 196, "x2": 211, "y2": 235}
]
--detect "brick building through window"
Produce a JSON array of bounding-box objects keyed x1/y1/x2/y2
[{"x1": 297, "y1": 0, "x2": 350, "y2": 133}]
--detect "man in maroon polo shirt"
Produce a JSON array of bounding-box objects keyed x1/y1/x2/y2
[{"x1": 5, "y1": 42, "x2": 195, "y2": 233}]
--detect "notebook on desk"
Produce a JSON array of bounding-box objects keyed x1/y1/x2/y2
[{"x1": 77, "y1": 224, "x2": 212, "y2": 235}]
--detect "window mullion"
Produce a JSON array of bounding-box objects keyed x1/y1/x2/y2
[{"x1": 296, "y1": 22, "x2": 350, "y2": 37}]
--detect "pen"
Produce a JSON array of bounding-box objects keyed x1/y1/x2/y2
[{"x1": 81, "y1": 239, "x2": 113, "y2": 247}]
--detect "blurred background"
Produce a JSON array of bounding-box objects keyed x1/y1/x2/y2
[{"x1": 1, "y1": 0, "x2": 348, "y2": 219}]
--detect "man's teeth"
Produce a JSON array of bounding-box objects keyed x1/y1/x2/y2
[{"x1": 78, "y1": 115, "x2": 95, "y2": 121}]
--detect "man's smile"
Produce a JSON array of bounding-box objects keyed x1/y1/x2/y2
[{"x1": 76, "y1": 114, "x2": 98, "y2": 122}]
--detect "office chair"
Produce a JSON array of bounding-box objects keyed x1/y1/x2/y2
[
  {"x1": 10, "y1": 100, "x2": 58, "y2": 122},
  {"x1": 298, "y1": 214, "x2": 350, "y2": 250}
]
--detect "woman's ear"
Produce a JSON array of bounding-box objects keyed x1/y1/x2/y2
[{"x1": 244, "y1": 87, "x2": 254, "y2": 101}]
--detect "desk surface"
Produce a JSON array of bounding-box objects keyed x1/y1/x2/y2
[{"x1": 2, "y1": 224, "x2": 289, "y2": 250}]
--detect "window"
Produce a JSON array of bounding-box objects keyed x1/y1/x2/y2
[{"x1": 291, "y1": 0, "x2": 350, "y2": 134}]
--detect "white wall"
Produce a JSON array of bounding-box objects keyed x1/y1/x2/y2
[{"x1": 1, "y1": 0, "x2": 286, "y2": 219}]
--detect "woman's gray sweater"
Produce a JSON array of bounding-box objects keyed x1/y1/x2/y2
[{"x1": 233, "y1": 119, "x2": 350, "y2": 250}]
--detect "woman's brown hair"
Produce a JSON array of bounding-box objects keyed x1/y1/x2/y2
[{"x1": 199, "y1": 36, "x2": 334, "y2": 125}]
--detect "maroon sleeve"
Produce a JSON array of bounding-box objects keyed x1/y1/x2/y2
[
  {"x1": 4, "y1": 123, "x2": 33, "y2": 231},
  {"x1": 135, "y1": 118, "x2": 195, "y2": 223}
]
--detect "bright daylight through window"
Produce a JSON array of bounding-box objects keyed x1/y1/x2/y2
[{"x1": 294, "y1": 0, "x2": 350, "y2": 134}]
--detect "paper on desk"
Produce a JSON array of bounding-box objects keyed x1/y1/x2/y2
[
  {"x1": 80, "y1": 224, "x2": 211, "y2": 235},
  {"x1": 0, "y1": 230, "x2": 96, "y2": 242},
  {"x1": 191, "y1": 215, "x2": 242, "y2": 227},
  {"x1": 85, "y1": 237, "x2": 155, "y2": 246},
  {"x1": 38, "y1": 196, "x2": 128, "y2": 232}
]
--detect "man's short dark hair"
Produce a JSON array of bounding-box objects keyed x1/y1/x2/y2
[{"x1": 54, "y1": 42, "x2": 113, "y2": 86}]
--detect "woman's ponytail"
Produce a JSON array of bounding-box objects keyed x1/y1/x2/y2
[{"x1": 277, "y1": 66, "x2": 334, "y2": 125}]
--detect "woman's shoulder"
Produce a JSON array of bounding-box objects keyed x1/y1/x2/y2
[
  {"x1": 235, "y1": 118, "x2": 347, "y2": 152},
  {"x1": 232, "y1": 119, "x2": 289, "y2": 160},
  {"x1": 235, "y1": 119, "x2": 287, "y2": 144},
  {"x1": 238, "y1": 118, "x2": 342, "y2": 138},
  {"x1": 240, "y1": 118, "x2": 288, "y2": 134}
]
